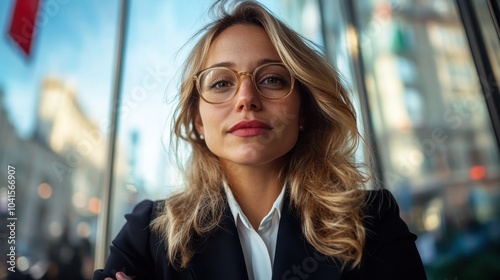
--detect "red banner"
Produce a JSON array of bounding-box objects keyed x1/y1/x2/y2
[{"x1": 8, "y1": 0, "x2": 41, "y2": 57}]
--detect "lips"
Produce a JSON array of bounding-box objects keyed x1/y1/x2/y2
[{"x1": 228, "y1": 120, "x2": 271, "y2": 137}]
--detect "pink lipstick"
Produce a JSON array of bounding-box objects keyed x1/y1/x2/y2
[{"x1": 228, "y1": 120, "x2": 271, "y2": 137}]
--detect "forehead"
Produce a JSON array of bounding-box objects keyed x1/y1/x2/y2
[{"x1": 203, "y1": 24, "x2": 281, "y2": 68}]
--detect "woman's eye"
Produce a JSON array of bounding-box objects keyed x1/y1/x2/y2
[
  {"x1": 260, "y1": 75, "x2": 285, "y2": 85},
  {"x1": 263, "y1": 77, "x2": 282, "y2": 84},
  {"x1": 211, "y1": 81, "x2": 229, "y2": 88},
  {"x1": 210, "y1": 79, "x2": 233, "y2": 89}
]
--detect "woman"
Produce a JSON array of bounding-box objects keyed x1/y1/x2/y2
[{"x1": 93, "y1": 1, "x2": 426, "y2": 279}]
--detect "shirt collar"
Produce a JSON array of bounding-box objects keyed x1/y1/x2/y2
[{"x1": 223, "y1": 181, "x2": 286, "y2": 229}]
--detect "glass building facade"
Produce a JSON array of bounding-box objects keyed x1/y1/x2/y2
[{"x1": 1, "y1": 0, "x2": 499, "y2": 279}]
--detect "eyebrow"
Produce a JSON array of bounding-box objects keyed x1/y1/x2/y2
[{"x1": 207, "y1": 58, "x2": 282, "y2": 69}]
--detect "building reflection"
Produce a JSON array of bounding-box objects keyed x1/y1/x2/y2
[
  {"x1": 0, "y1": 77, "x2": 141, "y2": 279},
  {"x1": 356, "y1": 1, "x2": 500, "y2": 270},
  {"x1": 283, "y1": 0, "x2": 500, "y2": 278},
  {"x1": 359, "y1": 0, "x2": 500, "y2": 278}
]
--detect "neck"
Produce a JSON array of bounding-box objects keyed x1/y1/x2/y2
[{"x1": 222, "y1": 162, "x2": 284, "y2": 229}]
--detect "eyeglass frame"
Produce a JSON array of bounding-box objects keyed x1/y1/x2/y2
[{"x1": 192, "y1": 62, "x2": 296, "y2": 104}]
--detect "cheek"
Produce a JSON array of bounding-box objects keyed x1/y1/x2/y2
[
  {"x1": 283, "y1": 96, "x2": 302, "y2": 142},
  {"x1": 278, "y1": 97, "x2": 301, "y2": 127},
  {"x1": 198, "y1": 104, "x2": 224, "y2": 138},
  {"x1": 267, "y1": 105, "x2": 301, "y2": 140},
  {"x1": 198, "y1": 104, "x2": 214, "y2": 127}
]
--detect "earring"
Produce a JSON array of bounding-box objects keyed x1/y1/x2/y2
[
  {"x1": 299, "y1": 125, "x2": 304, "y2": 131},
  {"x1": 200, "y1": 134, "x2": 205, "y2": 140}
]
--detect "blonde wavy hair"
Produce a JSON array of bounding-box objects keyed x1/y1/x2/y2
[{"x1": 152, "y1": 0, "x2": 370, "y2": 270}]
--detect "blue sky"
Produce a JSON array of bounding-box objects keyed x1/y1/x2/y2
[
  {"x1": 0, "y1": 0, "x2": 286, "y2": 193},
  {"x1": 0, "y1": 0, "x2": 118, "y2": 136}
]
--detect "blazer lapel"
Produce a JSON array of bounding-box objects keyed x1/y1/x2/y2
[
  {"x1": 189, "y1": 205, "x2": 249, "y2": 280},
  {"x1": 272, "y1": 194, "x2": 342, "y2": 280}
]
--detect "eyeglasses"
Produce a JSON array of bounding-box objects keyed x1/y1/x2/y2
[{"x1": 193, "y1": 62, "x2": 295, "y2": 104}]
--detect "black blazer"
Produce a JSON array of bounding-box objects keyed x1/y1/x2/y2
[{"x1": 93, "y1": 190, "x2": 426, "y2": 280}]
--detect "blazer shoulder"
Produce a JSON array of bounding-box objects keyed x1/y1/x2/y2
[
  {"x1": 125, "y1": 199, "x2": 163, "y2": 222},
  {"x1": 92, "y1": 199, "x2": 165, "y2": 280},
  {"x1": 362, "y1": 189, "x2": 418, "y2": 249},
  {"x1": 364, "y1": 189, "x2": 400, "y2": 219},
  {"x1": 351, "y1": 189, "x2": 427, "y2": 279}
]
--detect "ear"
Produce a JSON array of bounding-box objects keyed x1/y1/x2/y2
[{"x1": 194, "y1": 111, "x2": 204, "y2": 136}]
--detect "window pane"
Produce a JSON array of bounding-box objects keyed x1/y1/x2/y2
[
  {"x1": 355, "y1": 0, "x2": 500, "y2": 278},
  {"x1": 473, "y1": 0, "x2": 500, "y2": 85},
  {"x1": 0, "y1": 1, "x2": 118, "y2": 279}
]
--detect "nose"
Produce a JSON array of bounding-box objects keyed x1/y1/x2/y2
[{"x1": 234, "y1": 73, "x2": 262, "y2": 111}]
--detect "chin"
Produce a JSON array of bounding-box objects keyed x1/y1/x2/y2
[{"x1": 226, "y1": 151, "x2": 289, "y2": 167}]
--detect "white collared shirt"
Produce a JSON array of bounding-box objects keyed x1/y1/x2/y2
[{"x1": 223, "y1": 183, "x2": 286, "y2": 280}]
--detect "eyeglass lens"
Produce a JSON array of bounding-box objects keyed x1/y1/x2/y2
[{"x1": 198, "y1": 64, "x2": 292, "y2": 103}]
